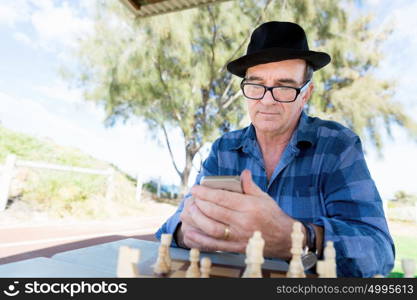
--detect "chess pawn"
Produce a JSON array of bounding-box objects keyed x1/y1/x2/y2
[
  {"x1": 242, "y1": 231, "x2": 265, "y2": 278},
  {"x1": 286, "y1": 222, "x2": 306, "y2": 278},
  {"x1": 323, "y1": 241, "x2": 337, "y2": 278},
  {"x1": 200, "y1": 257, "x2": 212, "y2": 278},
  {"x1": 401, "y1": 258, "x2": 416, "y2": 278},
  {"x1": 153, "y1": 245, "x2": 170, "y2": 276},
  {"x1": 161, "y1": 234, "x2": 172, "y2": 269},
  {"x1": 186, "y1": 248, "x2": 200, "y2": 278}
]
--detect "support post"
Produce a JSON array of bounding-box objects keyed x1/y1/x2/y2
[{"x1": 0, "y1": 154, "x2": 16, "y2": 211}]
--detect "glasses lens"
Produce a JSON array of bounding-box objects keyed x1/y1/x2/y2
[
  {"x1": 243, "y1": 84, "x2": 265, "y2": 99},
  {"x1": 272, "y1": 87, "x2": 297, "y2": 102}
]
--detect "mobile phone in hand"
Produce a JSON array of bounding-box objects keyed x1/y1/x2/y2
[{"x1": 200, "y1": 175, "x2": 242, "y2": 193}]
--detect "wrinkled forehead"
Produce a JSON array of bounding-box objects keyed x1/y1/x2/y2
[{"x1": 245, "y1": 59, "x2": 307, "y2": 84}]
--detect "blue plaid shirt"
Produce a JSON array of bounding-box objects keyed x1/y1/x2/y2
[{"x1": 156, "y1": 111, "x2": 395, "y2": 277}]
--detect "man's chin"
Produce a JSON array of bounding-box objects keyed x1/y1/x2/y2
[{"x1": 253, "y1": 122, "x2": 283, "y2": 134}]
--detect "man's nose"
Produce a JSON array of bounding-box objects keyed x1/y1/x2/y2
[{"x1": 261, "y1": 89, "x2": 276, "y2": 105}]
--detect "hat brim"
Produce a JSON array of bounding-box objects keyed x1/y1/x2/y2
[{"x1": 226, "y1": 47, "x2": 331, "y2": 78}]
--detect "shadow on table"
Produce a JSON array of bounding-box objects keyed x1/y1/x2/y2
[{"x1": 0, "y1": 234, "x2": 157, "y2": 265}]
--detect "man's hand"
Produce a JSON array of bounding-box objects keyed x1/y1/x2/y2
[
  {"x1": 179, "y1": 169, "x2": 305, "y2": 259},
  {"x1": 178, "y1": 193, "x2": 245, "y2": 252}
]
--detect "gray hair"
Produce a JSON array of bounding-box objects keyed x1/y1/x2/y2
[{"x1": 304, "y1": 63, "x2": 314, "y2": 82}]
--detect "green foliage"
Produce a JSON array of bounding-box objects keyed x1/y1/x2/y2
[
  {"x1": 0, "y1": 126, "x2": 107, "y2": 169},
  {"x1": 391, "y1": 190, "x2": 417, "y2": 205},
  {"x1": 67, "y1": 0, "x2": 417, "y2": 191}
]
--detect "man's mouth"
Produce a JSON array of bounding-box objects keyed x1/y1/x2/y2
[{"x1": 258, "y1": 112, "x2": 280, "y2": 115}]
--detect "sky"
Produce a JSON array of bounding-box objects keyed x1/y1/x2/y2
[{"x1": 0, "y1": 0, "x2": 416, "y2": 200}]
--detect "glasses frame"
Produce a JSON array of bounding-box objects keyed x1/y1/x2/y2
[{"x1": 240, "y1": 79, "x2": 311, "y2": 103}]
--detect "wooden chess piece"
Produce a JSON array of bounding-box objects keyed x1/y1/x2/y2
[
  {"x1": 323, "y1": 241, "x2": 337, "y2": 278},
  {"x1": 186, "y1": 248, "x2": 200, "y2": 278},
  {"x1": 316, "y1": 241, "x2": 337, "y2": 278},
  {"x1": 200, "y1": 257, "x2": 212, "y2": 278},
  {"x1": 316, "y1": 260, "x2": 326, "y2": 278},
  {"x1": 153, "y1": 244, "x2": 170, "y2": 276},
  {"x1": 242, "y1": 231, "x2": 265, "y2": 278},
  {"x1": 242, "y1": 239, "x2": 253, "y2": 278},
  {"x1": 117, "y1": 246, "x2": 140, "y2": 278},
  {"x1": 286, "y1": 222, "x2": 306, "y2": 278},
  {"x1": 161, "y1": 234, "x2": 172, "y2": 269}
]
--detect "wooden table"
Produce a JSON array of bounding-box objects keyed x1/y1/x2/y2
[{"x1": 0, "y1": 238, "x2": 290, "y2": 278}]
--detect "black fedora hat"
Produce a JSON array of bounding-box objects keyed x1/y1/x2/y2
[{"x1": 227, "y1": 21, "x2": 331, "y2": 78}]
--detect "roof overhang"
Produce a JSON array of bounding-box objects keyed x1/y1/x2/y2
[{"x1": 120, "y1": 0, "x2": 230, "y2": 18}]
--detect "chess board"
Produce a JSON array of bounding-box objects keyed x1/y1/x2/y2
[
  {"x1": 142, "y1": 258, "x2": 316, "y2": 278},
  {"x1": 118, "y1": 238, "x2": 318, "y2": 278}
]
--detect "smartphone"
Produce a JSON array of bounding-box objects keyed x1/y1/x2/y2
[{"x1": 200, "y1": 175, "x2": 243, "y2": 193}]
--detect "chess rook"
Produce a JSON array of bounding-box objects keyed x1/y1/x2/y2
[{"x1": 117, "y1": 246, "x2": 140, "y2": 278}]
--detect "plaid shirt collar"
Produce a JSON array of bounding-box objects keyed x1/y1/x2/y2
[{"x1": 225, "y1": 111, "x2": 316, "y2": 154}]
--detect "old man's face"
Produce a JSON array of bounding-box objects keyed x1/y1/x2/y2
[{"x1": 244, "y1": 59, "x2": 312, "y2": 136}]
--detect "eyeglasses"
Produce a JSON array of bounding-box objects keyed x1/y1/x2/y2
[{"x1": 240, "y1": 79, "x2": 311, "y2": 103}]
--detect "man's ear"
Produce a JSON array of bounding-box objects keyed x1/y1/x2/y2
[{"x1": 302, "y1": 81, "x2": 314, "y2": 105}]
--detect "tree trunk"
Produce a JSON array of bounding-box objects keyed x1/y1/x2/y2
[{"x1": 178, "y1": 149, "x2": 195, "y2": 200}]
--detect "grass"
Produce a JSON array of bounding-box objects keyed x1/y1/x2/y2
[{"x1": 389, "y1": 235, "x2": 417, "y2": 277}]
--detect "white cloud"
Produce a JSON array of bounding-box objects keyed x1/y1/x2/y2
[
  {"x1": 12, "y1": 31, "x2": 34, "y2": 46},
  {"x1": 0, "y1": 0, "x2": 31, "y2": 26},
  {"x1": 366, "y1": 125, "x2": 417, "y2": 200},
  {"x1": 30, "y1": 1, "x2": 93, "y2": 50},
  {"x1": 35, "y1": 80, "x2": 84, "y2": 104}
]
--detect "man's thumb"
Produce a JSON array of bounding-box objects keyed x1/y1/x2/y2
[{"x1": 241, "y1": 169, "x2": 264, "y2": 196}]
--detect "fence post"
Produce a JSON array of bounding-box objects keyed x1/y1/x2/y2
[
  {"x1": 135, "y1": 172, "x2": 143, "y2": 202},
  {"x1": 157, "y1": 177, "x2": 161, "y2": 198},
  {"x1": 0, "y1": 154, "x2": 17, "y2": 211},
  {"x1": 105, "y1": 168, "x2": 115, "y2": 202}
]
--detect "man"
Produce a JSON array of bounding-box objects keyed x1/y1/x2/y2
[{"x1": 155, "y1": 21, "x2": 395, "y2": 277}]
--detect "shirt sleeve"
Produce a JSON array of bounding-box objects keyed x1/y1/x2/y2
[
  {"x1": 154, "y1": 138, "x2": 220, "y2": 247},
  {"x1": 315, "y1": 134, "x2": 395, "y2": 277}
]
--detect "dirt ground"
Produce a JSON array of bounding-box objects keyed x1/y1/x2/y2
[{"x1": 387, "y1": 219, "x2": 417, "y2": 237}]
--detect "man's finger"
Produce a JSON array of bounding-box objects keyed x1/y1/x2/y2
[
  {"x1": 194, "y1": 198, "x2": 235, "y2": 225},
  {"x1": 191, "y1": 185, "x2": 243, "y2": 210},
  {"x1": 188, "y1": 201, "x2": 229, "y2": 239},
  {"x1": 186, "y1": 230, "x2": 245, "y2": 253}
]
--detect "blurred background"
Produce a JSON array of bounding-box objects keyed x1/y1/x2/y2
[{"x1": 0, "y1": 0, "x2": 416, "y2": 276}]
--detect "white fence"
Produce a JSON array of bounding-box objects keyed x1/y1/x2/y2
[{"x1": 0, "y1": 154, "x2": 120, "y2": 212}]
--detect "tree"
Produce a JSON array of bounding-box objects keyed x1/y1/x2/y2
[
  {"x1": 392, "y1": 190, "x2": 417, "y2": 205},
  {"x1": 67, "y1": 0, "x2": 417, "y2": 197}
]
